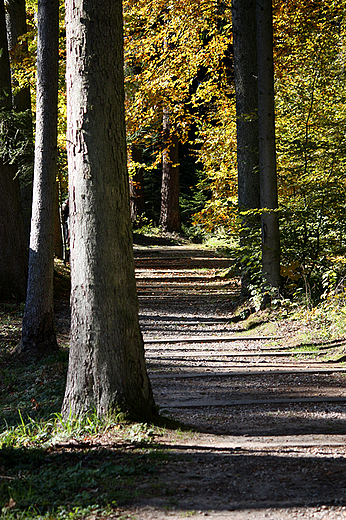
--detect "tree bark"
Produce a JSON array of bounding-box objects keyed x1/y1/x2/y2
[
  {"x1": 4, "y1": 0, "x2": 26, "y2": 49},
  {"x1": 232, "y1": 0, "x2": 260, "y2": 213},
  {"x1": 232, "y1": 0, "x2": 260, "y2": 293},
  {"x1": 256, "y1": 0, "x2": 280, "y2": 288},
  {"x1": 54, "y1": 182, "x2": 63, "y2": 259},
  {"x1": 5, "y1": 0, "x2": 34, "y2": 246},
  {"x1": 159, "y1": 108, "x2": 181, "y2": 233},
  {"x1": 19, "y1": 0, "x2": 59, "y2": 354},
  {"x1": 0, "y1": 0, "x2": 27, "y2": 301},
  {"x1": 129, "y1": 145, "x2": 145, "y2": 225},
  {"x1": 62, "y1": 0, "x2": 155, "y2": 420}
]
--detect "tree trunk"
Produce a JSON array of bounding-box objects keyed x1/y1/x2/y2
[
  {"x1": 54, "y1": 182, "x2": 63, "y2": 259},
  {"x1": 232, "y1": 0, "x2": 260, "y2": 212},
  {"x1": 62, "y1": 0, "x2": 155, "y2": 420},
  {"x1": 0, "y1": 0, "x2": 27, "y2": 301},
  {"x1": 256, "y1": 0, "x2": 280, "y2": 288},
  {"x1": 0, "y1": 163, "x2": 28, "y2": 300},
  {"x1": 159, "y1": 108, "x2": 181, "y2": 232},
  {"x1": 19, "y1": 0, "x2": 59, "y2": 355},
  {"x1": 129, "y1": 145, "x2": 145, "y2": 225},
  {"x1": 5, "y1": 0, "x2": 34, "y2": 246},
  {"x1": 4, "y1": 0, "x2": 26, "y2": 49},
  {"x1": 232, "y1": 0, "x2": 260, "y2": 292}
]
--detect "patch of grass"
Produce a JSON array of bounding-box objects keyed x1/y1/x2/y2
[
  {"x1": 0, "y1": 412, "x2": 177, "y2": 518},
  {"x1": 0, "y1": 353, "x2": 68, "y2": 432},
  {"x1": 0, "y1": 443, "x2": 162, "y2": 517},
  {"x1": 290, "y1": 344, "x2": 319, "y2": 353}
]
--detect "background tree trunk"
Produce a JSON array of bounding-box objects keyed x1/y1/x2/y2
[
  {"x1": 19, "y1": 0, "x2": 59, "y2": 354},
  {"x1": 256, "y1": 0, "x2": 281, "y2": 288},
  {"x1": 5, "y1": 0, "x2": 34, "y2": 246},
  {"x1": 62, "y1": 0, "x2": 155, "y2": 420},
  {"x1": 0, "y1": 0, "x2": 27, "y2": 301},
  {"x1": 159, "y1": 108, "x2": 181, "y2": 232},
  {"x1": 54, "y1": 182, "x2": 63, "y2": 258},
  {"x1": 129, "y1": 145, "x2": 145, "y2": 225}
]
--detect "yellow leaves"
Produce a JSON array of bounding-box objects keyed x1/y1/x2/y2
[
  {"x1": 281, "y1": 261, "x2": 301, "y2": 282},
  {"x1": 124, "y1": 0, "x2": 233, "y2": 151}
]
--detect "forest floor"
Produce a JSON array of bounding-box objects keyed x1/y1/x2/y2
[{"x1": 1, "y1": 234, "x2": 346, "y2": 519}]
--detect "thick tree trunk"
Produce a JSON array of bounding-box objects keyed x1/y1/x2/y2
[
  {"x1": 232, "y1": 0, "x2": 260, "y2": 293},
  {"x1": 232, "y1": 0, "x2": 260, "y2": 212},
  {"x1": 256, "y1": 0, "x2": 280, "y2": 288},
  {"x1": 62, "y1": 0, "x2": 155, "y2": 420},
  {"x1": 129, "y1": 145, "x2": 145, "y2": 225},
  {"x1": 0, "y1": 0, "x2": 27, "y2": 301},
  {"x1": 5, "y1": 0, "x2": 34, "y2": 246},
  {"x1": 19, "y1": 0, "x2": 59, "y2": 355},
  {"x1": 159, "y1": 108, "x2": 181, "y2": 232}
]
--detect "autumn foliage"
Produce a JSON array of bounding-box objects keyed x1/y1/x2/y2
[{"x1": 5, "y1": 0, "x2": 346, "y2": 294}]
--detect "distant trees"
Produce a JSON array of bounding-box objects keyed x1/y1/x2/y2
[
  {"x1": 123, "y1": 0, "x2": 229, "y2": 228},
  {"x1": 62, "y1": 0, "x2": 155, "y2": 419}
]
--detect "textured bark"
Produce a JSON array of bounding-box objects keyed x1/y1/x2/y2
[
  {"x1": 4, "y1": 0, "x2": 26, "y2": 49},
  {"x1": 257, "y1": 0, "x2": 280, "y2": 288},
  {"x1": 159, "y1": 108, "x2": 181, "y2": 233},
  {"x1": 129, "y1": 145, "x2": 145, "y2": 225},
  {"x1": 19, "y1": 0, "x2": 59, "y2": 354},
  {"x1": 0, "y1": 163, "x2": 28, "y2": 300},
  {"x1": 62, "y1": 0, "x2": 155, "y2": 420},
  {"x1": 0, "y1": 0, "x2": 27, "y2": 301},
  {"x1": 232, "y1": 0, "x2": 260, "y2": 212},
  {"x1": 232, "y1": 0, "x2": 260, "y2": 293},
  {"x1": 5, "y1": 0, "x2": 34, "y2": 246},
  {"x1": 54, "y1": 182, "x2": 63, "y2": 259}
]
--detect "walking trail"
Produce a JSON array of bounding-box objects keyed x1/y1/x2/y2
[{"x1": 121, "y1": 237, "x2": 346, "y2": 520}]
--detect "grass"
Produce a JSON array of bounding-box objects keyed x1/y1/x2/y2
[
  {"x1": 0, "y1": 270, "x2": 176, "y2": 518},
  {"x1": 0, "y1": 293, "x2": 189, "y2": 519},
  {"x1": 0, "y1": 441, "x2": 166, "y2": 518},
  {"x1": 0, "y1": 385, "x2": 172, "y2": 519}
]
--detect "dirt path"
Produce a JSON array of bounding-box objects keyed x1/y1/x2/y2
[{"x1": 124, "y1": 241, "x2": 346, "y2": 519}]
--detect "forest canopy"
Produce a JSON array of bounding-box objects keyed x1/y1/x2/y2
[{"x1": 4, "y1": 0, "x2": 346, "y2": 299}]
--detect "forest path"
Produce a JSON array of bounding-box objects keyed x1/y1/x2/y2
[{"x1": 130, "y1": 239, "x2": 346, "y2": 520}]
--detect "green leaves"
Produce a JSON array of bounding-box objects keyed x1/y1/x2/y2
[{"x1": 0, "y1": 108, "x2": 33, "y2": 181}]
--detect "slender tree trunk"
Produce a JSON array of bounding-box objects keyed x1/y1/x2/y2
[
  {"x1": 62, "y1": 0, "x2": 155, "y2": 420},
  {"x1": 19, "y1": 0, "x2": 59, "y2": 355},
  {"x1": 129, "y1": 145, "x2": 145, "y2": 225},
  {"x1": 256, "y1": 0, "x2": 280, "y2": 288},
  {"x1": 232, "y1": 0, "x2": 260, "y2": 292},
  {"x1": 159, "y1": 108, "x2": 180, "y2": 232},
  {"x1": 5, "y1": 0, "x2": 34, "y2": 246},
  {"x1": 0, "y1": 0, "x2": 27, "y2": 301}
]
